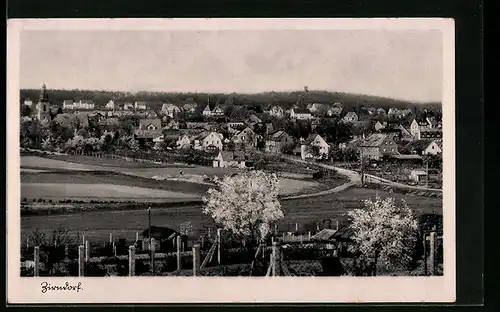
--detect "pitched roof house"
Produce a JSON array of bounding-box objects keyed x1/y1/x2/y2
[
  {"x1": 327, "y1": 102, "x2": 343, "y2": 116},
  {"x1": 290, "y1": 108, "x2": 313, "y2": 120},
  {"x1": 232, "y1": 127, "x2": 258, "y2": 147},
  {"x1": 105, "y1": 100, "x2": 116, "y2": 110},
  {"x1": 307, "y1": 103, "x2": 327, "y2": 114},
  {"x1": 212, "y1": 151, "x2": 246, "y2": 168},
  {"x1": 134, "y1": 101, "x2": 148, "y2": 110},
  {"x1": 266, "y1": 105, "x2": 285, "y2": 118},
  {"x1": 300, "y1": 134, "x2": 329, "y2": 160},
  {"x1": 265, "y1": 130, "x2": 294, "y2": 153},
  {"x1": 405, "y1": 139, "x2": 442, "y2": 156},
  {"x1": 135, "y1": 118, "x2": 163, "y2": 139},
  {"x1": 359, "y1": 133, "x2": 398, "y2": 160},
  {"x1": 176, "y1": 134, "x2": 193, "y2": 149},
  {"x1": 194, "y1": 131, "x2": 224, "y2": 151},
  {"x1": 182, "y1": 99, "x2": 198, "y2": 114},
  {"x1": 161, "y1": 103, "x2": 183, "y2": 118},
  {"x1": 343, "y1": 112, "x2": 359, "y2": 123}
]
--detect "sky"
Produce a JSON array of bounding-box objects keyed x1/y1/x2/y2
[{"x1": 20, "y1": 29, "x2": 442, "y2": 102}]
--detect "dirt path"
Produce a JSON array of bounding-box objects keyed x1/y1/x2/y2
[{"x1": 284, "y1": 156, "x2": 442, "y2": 194}]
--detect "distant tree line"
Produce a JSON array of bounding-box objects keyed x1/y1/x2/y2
[{"x1": 20, "y1": 88, "x2": 442, "y2": 114}]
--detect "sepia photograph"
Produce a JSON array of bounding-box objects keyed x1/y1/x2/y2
[{"x1": 7, "y1": 18, "x2": 455, "y2": 303}]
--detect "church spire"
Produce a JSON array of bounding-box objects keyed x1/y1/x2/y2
[{"x1": 39, "y1": 83, "x2": 49, "y2": 102}]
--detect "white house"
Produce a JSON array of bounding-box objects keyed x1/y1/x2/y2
[
  {"x1": 135, "y1": 101, "x2": 148, "y2": 110},
  {"x1": 300, "y1": 134, "x2": 329, "y2": 160},
  {"x1": 290, "y1": 108, "x2": 313, "y2": 120},
  {"x1": 23, "y1": 99, "x2": 33, "y2": 107},
  {"x1": 266, "y1": 105, "x2": 285, "y2": 118},
  {"x1": 176, "y1": 135, "x2": 192, "y2": 149},
  {"x1": 232, "y1": 127, "x2": 258, "y2": 148},
  {"x1": 343, "y1": 112, "x2": 358, "y2": 123},
  {"x1": 161, "y1": 103, "x2": 183, "y2": 118},
  {"x1": 202, "y1": 105, "x2": 212, "y2": 116},
  {"x1": 194, "y1": 131, "x2": 224, "y2": 151},
  {"x1": 406, "y1": 139, "x2": 442, "y2": 156},
  {"x1": 307, "y1": 103, "x2": 326, "y2": 114},
  {"x1": 123, "y1": 103, "x2": 135, "y2": 110},
  {"x1": 105, "y1": 100, "x2": 115, "y2": 110},
  {"x1": 374, "y1": 121, "x2": 386, "y2": 131}
]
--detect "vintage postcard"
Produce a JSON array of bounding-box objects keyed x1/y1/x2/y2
[{"x1": 7, "y1": 18, "x2": 455, "y2": 303}]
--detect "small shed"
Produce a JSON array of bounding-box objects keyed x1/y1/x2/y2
[
  {"x1": 409, "y1": 170, "x2": 427, "y2": 182},
  {"x1": 141, "y1": 226, "x2": 184, "y2": 252}
]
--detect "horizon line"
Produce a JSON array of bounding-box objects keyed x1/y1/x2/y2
[{"x1": 19, "y1": 86, "x2": 442, "y2": 105}]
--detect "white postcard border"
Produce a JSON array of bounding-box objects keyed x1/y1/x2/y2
[{"x1": 7, "y1": 18, "x2": 456, "y2": 304}]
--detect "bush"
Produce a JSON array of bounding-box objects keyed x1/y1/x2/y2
[{"x1": 312, "y1": 171, "x2": 324, "y2": 179}]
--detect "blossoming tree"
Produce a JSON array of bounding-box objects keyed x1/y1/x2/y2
[
  {"x1": 202, "y1": 170, "x2": 284, "y2": 245},
  {"x1": 347, "y1": 196, "x2": 418, "y2": 275}
]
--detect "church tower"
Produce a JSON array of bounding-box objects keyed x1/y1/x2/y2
[{"x1": 36, "y1": 84, "x2": 51, "y2": 122}]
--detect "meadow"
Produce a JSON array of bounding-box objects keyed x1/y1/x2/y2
[
  {"x1": 19, "y1": 155, "x2": 442, "y2": 245},
  {"x1": 21, "y1": 187, "x2": 442, "y2": 244}
]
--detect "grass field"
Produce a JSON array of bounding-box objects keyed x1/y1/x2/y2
[
  {"x1": 46, "y1": 155, "x2": 193, "y2": 168},
  {"x1": 20, "y1": 186, "x2": 442, "y2": 244},
  {"x1": 20, "y1": 156, "x2": 326, "y2": 199},
  {"x1": 22, "y1": 183, "x2": 198, "y2": 202}
]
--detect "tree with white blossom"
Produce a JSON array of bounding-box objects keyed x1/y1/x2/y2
[
  {"x1": 202, "y1": 170, "x2": 284, "y2": 245},
  {"x1": 347, "y1": 196, "x2": 418, "y2": 275}
]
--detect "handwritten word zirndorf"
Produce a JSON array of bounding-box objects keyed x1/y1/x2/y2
[{"x1": 40, "y1": 281, "x2": 83, "y2": 293}]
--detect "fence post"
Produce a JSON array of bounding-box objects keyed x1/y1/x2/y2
[
  {"x1": 217, "y1": 229, "x2": 222, "y2": 265},
  {"x1": 85, "y1": 240, "x2": 90, "y2": 262},
  {"x1": 34, "y1": 246, "x2": 40, "y2": 277},
  {"x1": 78, "y1": 245, "x2": 85, "y2": 277},
  {"x1": 272, "y1": 242, "x2": 279, "y2": 276},
  {"x1": 129, "y1": 245, "x2": 136, "y2": 276},
  {"x1": 308, "y1": 231, "x2": 311, "y2": 241},
  {"x1": 176, "y1": 236, "x2": 182, "y2": 271},
  {"x1": 423, "y1": 232, "x2": 428, "y2": 276},
  {"x1": 295, "y1": 223, "x2": 298, "y2": 232},
  {"x1": 109, "y1": 233, "x2": 113, "y2": 244},
  {"x1": 82, "y1": 234, "x2": 85, "y2": 246},
  {"x1": 192, "y1": 244, "x2": 200, "y2": 276},
  {"x1": 430, "y1": 231, "x2": 436, "y2": 275},
  {"x1": 151, "y1": 238, "x2": 156, "y2": 274}
]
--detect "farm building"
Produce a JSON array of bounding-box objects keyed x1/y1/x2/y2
[
  {"x1": 409, "y1": 170, "x2": 428, "y2": 182},
  {"x1": 310, "y1": 227, "x2": 355, "y2": 253},
  {"x1": 358, "y1": 133, "x2": 398, "y2": 160},
  {"x1": 212, "y1": 151, "x2": 246, "y2": 168}
]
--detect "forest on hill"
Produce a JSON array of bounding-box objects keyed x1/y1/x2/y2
[{"x1": 20, "y1": 88, "x2": 442, "y2": 113}]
